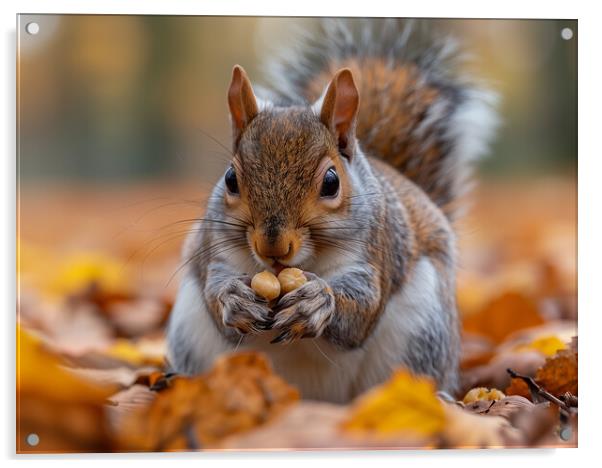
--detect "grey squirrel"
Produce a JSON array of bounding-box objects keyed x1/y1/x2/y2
[{"x1": 166, "y1": 19, "x2": 498, "y2": 403}]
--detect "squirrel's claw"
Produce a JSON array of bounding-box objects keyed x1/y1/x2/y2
[
  {"x1": 270, "y1": 276, "x2": 335, "y2": 344},
  {"x1": 270, "y1": 331, "x2": 291, "y2": 344}
]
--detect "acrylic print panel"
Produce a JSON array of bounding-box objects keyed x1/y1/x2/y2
[{"x1": 16, "y1": 15, "x2": 577, "y2": 453}]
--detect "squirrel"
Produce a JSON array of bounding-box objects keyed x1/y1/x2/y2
[{"x1": 166, "y1": 19, "x2": 498, "y2": 403}]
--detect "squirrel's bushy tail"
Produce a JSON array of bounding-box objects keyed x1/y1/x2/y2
[{"x1": 259, "y1": 18, "x2": 499, "y2": 220}]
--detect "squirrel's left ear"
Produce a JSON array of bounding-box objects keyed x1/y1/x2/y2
[
  {"x1": 228, "y1": 65, "x2": 259, "y2": 149},
  {"x1": 315, "y1": 68, "x2": 360, "y2": 160}
]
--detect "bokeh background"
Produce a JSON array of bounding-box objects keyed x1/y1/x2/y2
[{"x1": 19, "y1": 16, "x2": 576, "y2": 183}]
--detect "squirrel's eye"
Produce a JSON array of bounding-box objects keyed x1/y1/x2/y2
[
  {"x1": 320, "y1": 167, "x2": 340, "y2": 198},
  {"x1": 224, "y1": 166, "x2": 239, "y2": 195}
]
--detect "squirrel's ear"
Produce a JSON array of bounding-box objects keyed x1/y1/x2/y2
[
  {"x1": 228, "y1": 65, "x2": 259, "y2": 148},
  {"x1": 317, "y1": 68, "x2": 360, "y2": 159}
]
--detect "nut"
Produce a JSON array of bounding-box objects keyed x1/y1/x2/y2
[
  {"x1": 251, "y1": 271, "x2": 281, "y2": 301},
  {"x1": 277, "y1": 268, "x2": 307, "y2": 294},
  {"x1": 462, "y1": 387, "x2": 506, "y2": 404}
]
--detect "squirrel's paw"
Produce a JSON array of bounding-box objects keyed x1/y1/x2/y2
[
  {"x1": 217, "y1": 278, "x2": 274, "y2": 335},
  {"x1": 271, "y1": 274, "x2": 335, "y2": 344}
]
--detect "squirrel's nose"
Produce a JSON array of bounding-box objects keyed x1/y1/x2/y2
[{"x1": 254, "y1": 233, "x2": 295, "y2": 261}]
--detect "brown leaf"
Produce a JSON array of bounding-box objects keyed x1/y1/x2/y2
[
  {"x1": 460, "y1": 350, "x2": 545, "y2": 396},
  {"x1": 116, "y1": 351, "x2": 299, "y2": 451},
  {"x1": 462, "y1": 395, "x2": 534, "y2": 419},
  {"x1": 506, "y1": 378, "x2": 532, "y2": 399},
  {"x1": 535, "y1": 344, "x2": 578, "y2": 397},
  {"x1": 441, "y1": 404, "x2": 518, "y2": 448},
  {"x1": 462, "y1": 291, "x2": 545, "y2": 344}
]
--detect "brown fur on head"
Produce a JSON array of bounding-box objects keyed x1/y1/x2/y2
[{"x1": 224, "y1": 65, "x2": 360, "y2": 270}]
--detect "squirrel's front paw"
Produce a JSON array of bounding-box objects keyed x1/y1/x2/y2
[
  {"x1": 217, "y1": 278, "x2": 273, "y2": 335},
  {"x1": 271, "y1": 273, "x2": 335, "y2": 344}
]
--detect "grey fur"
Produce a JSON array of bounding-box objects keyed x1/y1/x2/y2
[{"x1": 165, "y1": 19, "x2": 496, "y2": 400}]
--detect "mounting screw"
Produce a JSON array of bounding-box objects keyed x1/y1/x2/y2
[{"x1": 26, "y1": 433, "x2": 40, "y2": 446}]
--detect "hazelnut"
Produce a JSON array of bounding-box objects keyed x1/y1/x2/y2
[
  {"x1": 462, "y1": 387, "x2": 506, "y2": 404},
  {"x1": 277, "y1": 267, "x2": 308, "y2": 294},
  {"x1": 251, "y1": 271, "x2": 281, "y2": 301}
]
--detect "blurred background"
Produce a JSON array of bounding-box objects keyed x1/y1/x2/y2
[{"x1": 18, "y1": 16, "x2": 576, "y2": 184}]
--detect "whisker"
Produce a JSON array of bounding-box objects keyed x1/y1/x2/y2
[
  {"x1": 165, "y1": 239, "x2": 248, "y2": 287},
  {"x1": 141, "y1": 234, "x2": 245, "y2": 282},
  {"x1": 195, "y1": 127, "x2": 234, "y2": 158},
  {"x1": 313, "y1": 340, "x2": 340, "y2": 368},
  {"x1": 306, "y1": 238, "x2": 364, "y2": 261},
  {"x1": 234, "y1": 334, "x2": 245, "y2": 353}
]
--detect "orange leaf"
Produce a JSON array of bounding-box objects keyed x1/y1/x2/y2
[
  {"x1": 462, "y1": 291, "x2": 545, "y2": 344},
  {"x1": 505, "y1": 378, "x2": 531, "y2": 400},
  {"x1": 117, "y1": 351, "x2": 299, "y2": 451},
  {"x1": 535, "y1": 344, "x2": 578, "y2": 397}
]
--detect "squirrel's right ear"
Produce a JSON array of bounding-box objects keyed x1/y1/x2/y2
[
  {"x1": 315, "y1": 68, "x2": 360, "y2": 160},
  {"x1": 227, "y1": 65, "x2": 259, "y2": 148}
]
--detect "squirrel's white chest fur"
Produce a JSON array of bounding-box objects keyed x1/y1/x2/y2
[{"x1": 167, "y1": 256, "x2": 442, "y2": 403}]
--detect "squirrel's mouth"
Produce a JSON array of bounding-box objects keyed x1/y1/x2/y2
[{"x1": 272, "y1": 261, "x2": 286, "y2": 275}]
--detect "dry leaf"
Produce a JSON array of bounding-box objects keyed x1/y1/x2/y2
[
  {"x1": 535, "y1": 344, "x2": 578, "y2": 397},
  {"x1": 462, "y1": 291, "x2": 545, "y2": 344},
  {"x1": 506, "y1": 338, "x2": 578, "y2": 399},
  {"x1": 46, "y1": 252, "x2": 131, "y2": 298},
  {"x1": 116, "y1": 351, "x2": 299, "y2": 451},
  {"x1": 221, "y1": 402, "x2": 351, "y2": 450},
  {"x1": 104, "y1": 337, "x2": 166, "y2": 367},
  {"x1": 461, "y1": 350, "x2": 546, "y2": 396},
  {"x1": 342, "y1": 369, "x2": 445, "y2": 441},
  {"x1": 441, "y1": 404, "x2": 517, "y2": 448},
  {"x1": 513, "y1": 335, "x2": 567, "y2": 356},
  {"x1": 506, "y1": 378, "x2": 532, "y2": 399},
  {"x1": 462, "y1": 395, "x2": 534, "y2": 419},
  {"x1": 17, "y1": 326, "x2": 115, "y2": 453}
]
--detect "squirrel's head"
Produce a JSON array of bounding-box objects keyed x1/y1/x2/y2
[{"x1": 222, "y1": 65, "x2": 360, "y2": 271}]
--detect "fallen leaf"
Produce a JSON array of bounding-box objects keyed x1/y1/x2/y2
[
  {"x1": 104, "y1": 337, "x2": 166, "y2": 367},
  {"x1": 534, "y1": 343, "x2": 578, "y2": 397},
  {"x1": 342, "y1": 369, "x2": 445, "y2": 440},
  {"x1": 116, "y1": 351, "x2": 299, "y2": 451},
  {"x1": 506, "y1": 338, "x2": 578, "y2": 400},
  {"x1": 47, "y1": 252, "x2": 131, "y2": 298},
  {"x1": 513, "y1": 335, "x2": 567, "y2": 356},
  {"x1": 105, "y1": 297, "x2": 170, "y2": 337},
  {"x1": 462, "y1": 395, "x2": 534, "y2": 419},
  {"x1": 441, "y1": 404, "x2": 517, "y2": 448},
  {"x1": 460, "y1": 350, "x2": 545, "y2": 396},
  {"x1": 17, "y1": 326, "x2": 115, "y2": 453},
  {"x1": 462, "y1": 291, "x2": 545, "y2": 344},
  {"x1": 505, "y1": 378, "x2": 531, "y2": 399}
]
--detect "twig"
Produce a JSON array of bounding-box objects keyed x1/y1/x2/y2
[
  {"x1": 506, "y1": 368, "x2": 571, "y2": 412},
  {"x1": 506, "y1": 368, "x2": 576, "y2": 442}
]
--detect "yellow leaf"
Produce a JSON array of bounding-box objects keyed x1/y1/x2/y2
[
  {"x1": 342, "y1": 369, "x2": 445, "y2": 438},
  {"x1": 47, "y1": 252, "x2": 130, "y2": 297},
  {"x1": 105, "y1": 338, "x2": 165, "y2": 367},
  {"x1": 514, "y1": 335, "x2": 567, "y2": 357},
  {"x1": 17, "y1": 325, "x2": 115, "y2": 403},
  {"x1": 19, "y1": 242, "x2": 131, "y2": 298},
  {"x1": 17, "y1": 325, "x2": 115, "y2": 453}
]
